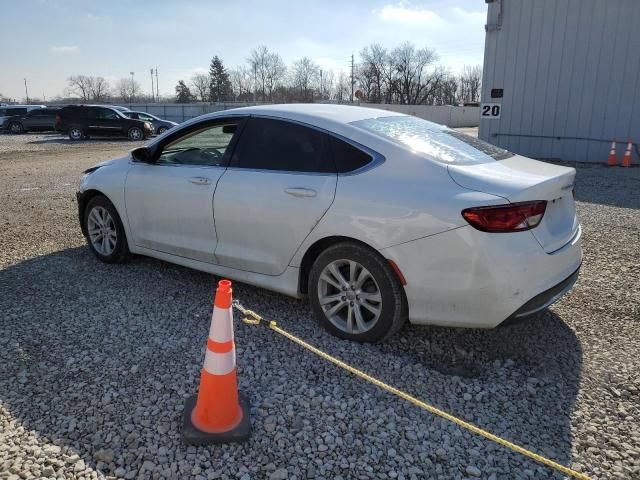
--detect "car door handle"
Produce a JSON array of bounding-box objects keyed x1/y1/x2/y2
[
  {"x1": 189, "y1": 177, "x2": 211, "y2": 185},
  {"x1": 284, "y1": 187, "x2": 317, "y2": 198}
]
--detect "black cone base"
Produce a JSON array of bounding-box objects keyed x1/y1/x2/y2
[{"x1": 181, "y1": 393, "x2": 251, "y2": 445}]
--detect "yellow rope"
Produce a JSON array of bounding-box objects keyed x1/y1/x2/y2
[{"x1": 233, "y1": 302, "x2": 590, "y2": 480}]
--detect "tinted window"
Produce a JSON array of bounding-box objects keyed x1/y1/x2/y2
[
  {"x1": 98, "y1": 108, "x2": 120, "y2": 120},
  {"x1": 138, "y1": 113, "x2": 154, "y2": 121},
  {"x1": 330, "y1": 137, "x2": 373, "y2": 173},
  {"x1": 231, "y1": 118, "x2": 335, "y2": 173},
  {"x1": 352, "y1": 115, "x2": 514, "y2": 164},
  {"x1": 157, "y1": 121, "x2": 240, "y2": 167},
  {"x1": 7, "y1": 108, "x2": 27, "y2": 115}
]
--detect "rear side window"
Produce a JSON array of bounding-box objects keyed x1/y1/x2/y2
[
  {"x1": 231, "y1": 118, "x2": 335, "y2": 173},
  {"x1": 352, "y1": 115, "x2": 514, "y2": 164},
  {"x1": 7, "y1": 108, "x2": 27, "y2": 115},
  {"x1": 330, "y1": 137, "x2": 373, "y2": 173}
]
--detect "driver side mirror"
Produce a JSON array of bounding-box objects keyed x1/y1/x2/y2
[{"x1": 131, "y1": 146, "x2": 153, "y2": 163}]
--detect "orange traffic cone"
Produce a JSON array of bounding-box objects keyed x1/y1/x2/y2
[
  {"x1": 607, "y1": 140, "x2": 618, "y2": 166},
  {"x1": 182, "y1": 279, "x2": 250, "y2": 444},
  {"x1": 622, "y1": 140, "x2": 633, "y2": 167}
]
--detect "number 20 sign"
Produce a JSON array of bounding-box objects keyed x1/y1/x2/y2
[{"x1": 480, "y1": 103, "x2": 501, "y2": 119}]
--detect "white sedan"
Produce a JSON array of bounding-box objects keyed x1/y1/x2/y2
[{"x1": 77, "y1": 104, "x2": 581, "y2": 342}]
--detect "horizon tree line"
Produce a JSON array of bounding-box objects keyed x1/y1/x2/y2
[{"x1": 50, "y1": 42, "x2": 481, "y2": 106}]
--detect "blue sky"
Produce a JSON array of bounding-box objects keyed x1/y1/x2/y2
[{"x1": 0, "y1": 0, "x2": 486, "y2": 101}]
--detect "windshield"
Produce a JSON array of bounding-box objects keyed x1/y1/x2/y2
[{"x1": 351, "y1": 115, "x2": 514, "y2": 165}]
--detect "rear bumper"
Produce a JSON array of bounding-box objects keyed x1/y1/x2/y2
[
  {"x1": 381, "y1": 224, "x2": 582, "y2": 328},
  {"x1": 501, "y1": 264, "x2": 580, "y2": 326}
]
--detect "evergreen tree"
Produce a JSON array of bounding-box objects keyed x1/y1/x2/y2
[
  {"x1": 209, "y1": 56, "x2": 233, "y2": 102},
  {"x1": 175, "y1": 80, "x2": 193, "y2": 103}
]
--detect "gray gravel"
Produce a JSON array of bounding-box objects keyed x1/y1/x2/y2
[{"x1": 0, "y1": 133, "x2": 639, "y2": 479}]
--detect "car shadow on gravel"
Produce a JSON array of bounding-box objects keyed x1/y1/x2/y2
[{"x1": 0, "y1": 247, "x2": 584, "y2": 478}]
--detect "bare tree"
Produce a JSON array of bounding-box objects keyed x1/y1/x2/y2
[
  {"x1": 335, "y1": 71, "x2": 351, "y2": 103},
  {"x1": 391, "y1": 42, "x2": 440, "y2": 105},
  {"x1": 229, "y1": 66, "x2": 253, "y2": 101},
  {"x1": 458, "y1": 64, "x2": 482, "y2": 104},
  {"x1": 190, "y1": 73, "x2": 209, "y2": 102},
  {"x1": 87, "y1": 76, "x2": 110, "y2": 102},
  {"x1": 248, "y1": 45, "x2": 270, "y2": 101},
  {"x1": 114, "y1": 78, "x2": 141, "y2": 103},
  {"x1": 66, "y1": 75, "x2": 92, "y2": 101},
  {"x1": 292, "y1": 57, "x2": 319, "y2": 102},
  {"x1": 265, "y1": 52, "x2": 286, "y2": 102},
  {"x1": 360, "y1": 44, "x2": 389, "y2": 103}
]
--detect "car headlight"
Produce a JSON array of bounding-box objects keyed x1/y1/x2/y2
[{"x1": 144, "y1": 122, "x2": 152, "y2": 130}]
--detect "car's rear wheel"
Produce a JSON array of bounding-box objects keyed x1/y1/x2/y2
[
  {"x1": 157, "y1": 126, "x2": 168, "y2": 134},
  {"x1": 84, "y1": 196, "x2": 129, "y2": 263},
  {"x1": 9, "y1": 122, "x2": 24, "y2": 134},
  {"x1": 128, "y1": 126, "x2": 143, "y2": 141},
  {"x1": 68, "y1": 126, "x2": 84, "y2": 141},
  {"x1": 309, "y1": 242, "x2": 407, "y2": 342}
]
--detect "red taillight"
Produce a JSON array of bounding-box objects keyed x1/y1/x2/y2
[
  {"x1": 462, "y1": 201, "x2": 547, "y2": 233},
  {"x1": 55, "y1": 114, "x2": 61, "y2": 127}
]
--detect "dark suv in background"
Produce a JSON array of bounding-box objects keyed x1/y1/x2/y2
[
  {"x1": 3, "y1": 107, "x2": 61, "y2": 133},
  {"x1": 55, "y1": 105, "x2": 153, "y2": 141}
]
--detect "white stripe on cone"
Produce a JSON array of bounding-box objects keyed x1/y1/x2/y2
[
  {"x1": 209, "y1": 307, "x2": 234, "y2": 343},
  {"x1": 203, "y1": 346, "x2": 236, "y2": 375}
]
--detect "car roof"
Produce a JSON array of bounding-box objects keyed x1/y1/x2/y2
[{"x1": 214, "y1": 103, "x2": 407, "y2": 125}]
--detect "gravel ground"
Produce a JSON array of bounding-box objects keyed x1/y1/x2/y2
[{"x1": 0, "y1": 133, "x2": 638, "y2": 480}]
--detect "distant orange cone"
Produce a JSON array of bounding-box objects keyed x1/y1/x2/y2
[
  {"x1": 607, "y1": 140, "x2": 618, "y2": 166},
  {"x1": 622, "y1": 140, "x2": 633, "y2": 167},
  {"x1": 182, "y1": 280, "x2": 250, "y2": 444}
]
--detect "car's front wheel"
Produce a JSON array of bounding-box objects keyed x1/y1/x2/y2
[
  {"x1": 309, "y1": 242, "x2": 407, "y2": 342},
  {"x1": 83, "y1": 195, "x2": 129, "y2": 263},
  {"x1": 127, "y1": 126, "x2": 143, "y2": 141},
  {"x1": 157, "y1": 126, "x2": 168, "y2": 135}
]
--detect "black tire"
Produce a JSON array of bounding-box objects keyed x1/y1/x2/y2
[
  {"x1": 83, "y1": 195, "x2": 130, "y2": 264},
  {"x1": 308, "y1": 242, "x2": 407, "y2": 342},
  {"x1": 68, "y1": 125, "x2": 84, "y2": 141},
  {"x1": 9, "y1": 122, "x2": 24, "y2": 134},
  {"x1": 127, "y1": 126, "x2": 143, "y2": 141}
]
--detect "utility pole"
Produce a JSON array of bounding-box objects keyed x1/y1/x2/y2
[
  {"x1": 130, "y1": 72, "x2": 135, "y2": 103},
  {"x1": 350, "y1": 54, "x2": 354, "y2": 103},
  {"x1": 24, "y1": 78, "x2": 29, "y2": 104},
  {"x1": 150, "y1": 68, "x2": 155, "y2": 102},
  {"x1": 155, "y1": 67, "x2": 159, "y2": 102}
]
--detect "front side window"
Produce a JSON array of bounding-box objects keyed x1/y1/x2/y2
[
  {"x1": 7, "y1": 108, "x2": 27, "y2": 116},
  {"x1": 352, "y1": 115, "x2": 514, "y2": 164},
  {"x1": 231, "y1": 118, "x2": 334, "y2": 173},
  {"x1": 157, "y1": 122, "x2": 239, "y2": 167},
  {"x1": 138, "y1": 113, "x2": 154, "y2": 121}
]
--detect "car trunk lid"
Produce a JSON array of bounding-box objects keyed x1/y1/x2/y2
[{"x1": 448, "y1": 156, "x2": 579, "y2": 253}]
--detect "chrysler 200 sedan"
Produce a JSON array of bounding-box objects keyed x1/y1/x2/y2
[{"x1": 77, "y1": 104, "x2": 582, "y2": 342}]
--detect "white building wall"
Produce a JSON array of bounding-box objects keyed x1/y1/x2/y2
[{"x1": 480, "y1": 0, "x2": 640, "y2": 163}]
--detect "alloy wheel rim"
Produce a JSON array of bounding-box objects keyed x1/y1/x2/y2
[
  {"x1": 130, "y1": 128, "x2": 142, "y2": 140},
  {"x1": 70, "y1": 128, "x2": 82, "y2": 139},
  {"x1": 317, "y1": 259, "x2": 382, "y2": 334},
  {"x1": 87, "y1": 206, "x2": 117, "y2": 256},
  {"x1": 11, "y1": 124, "x2": 21, "y2": 133}
]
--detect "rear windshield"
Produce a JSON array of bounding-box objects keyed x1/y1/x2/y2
[{"x1": 351, "y1": 115, "x2": 514, "y2": 165}]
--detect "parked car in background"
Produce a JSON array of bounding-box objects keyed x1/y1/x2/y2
[
  {"x1": 3, "y1": 107, "x2": 61, "y2": 133},
  {"x1": 112, "y1": 106, "x2": 131, "y2": 113},
  {"x1": 0, "y1": 105, "x2": 46, "y2": 129},
  {"x1": 56, "y1": 105, "x2": 153, "y2": 141},
  {"x1": 122, "y1": 111, "x2": 178, "y2": 134},
  {"x1": 76, "y1": 104, "x2": 582, "y2": 342}
]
